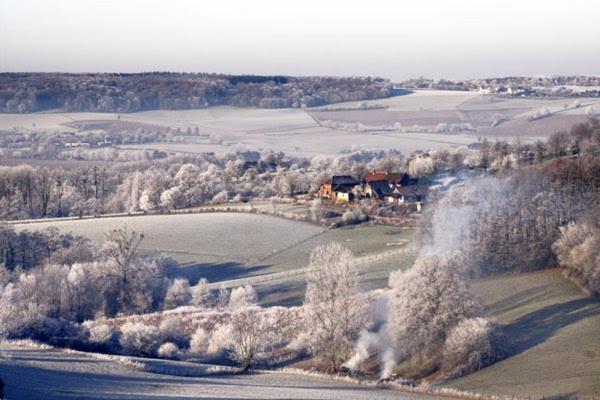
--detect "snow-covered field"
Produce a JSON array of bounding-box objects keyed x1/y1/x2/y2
[
  {"x1": 450, "y1": 269, "x2": 600, "y2": 399},
  {"x1": 0, "y1": 343, "x2": 427, "y2": 400},
  {"x1": 6, "y1": 90, "x2": 594, "y2": 158},
  {"x1": 15, "y1": 213, "x2": 325, "y2": 266}
]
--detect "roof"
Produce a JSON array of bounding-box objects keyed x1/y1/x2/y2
[
  {"x1": 365, "y1": 172, "x2": 388, "y2": 182},
  {"x1": 331, "y1": 175, "x2": 359, "y2": 186},
  {"x1": 396, "y1": 186, "x2": 428, "y2": 199},
  {"x1": 367, "y1": 180, "x2": 392, "y2": 198},
  {"x1": 399, "y1": 174, "x2": 419, "y2": 186},
  {"x1": 384, "y1": 173, "x2": 403, "y2": 184}
]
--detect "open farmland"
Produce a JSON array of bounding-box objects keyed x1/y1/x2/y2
[
  {"x1": 13, "y1": 213, "x2": 415, "y2": 306},
  {"x1": 311, "y1": 90, "x2": 600, "y2": 139},
  {"x1": 4, "y1": 90, "x2": 596, "y2": 162},
  {"x1": 446, "y1": 269, "x2": 600, "y2": 399},
  {"x1": 7, "y1": 90, "x2": 596, "y2": 160}
]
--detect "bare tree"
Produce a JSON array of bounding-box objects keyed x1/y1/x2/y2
[
  {"x1": 102, "y1": 226, "x2": 145, "y2": 311},
  {"x1": 227, "y1": 307, "x2": 266, "y2": 371},
  {"x1": 303, "y1": 243, "x2": 367, "y2": 372}
]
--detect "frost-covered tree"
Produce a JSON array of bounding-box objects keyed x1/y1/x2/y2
[
  {"x1": 190, "y1": 278, "x2": 211, "y2": 308},
  {"x1": 102, "y1": 226, "x2": 147, "y2": 313},
  {"x1": 119, "y1": 322, "x2": 160, "y2": 356},
  {"x1": 408, "y1": 156, "x2": 435, "y2": 178},
  {"x1": 226, "y1": 306, "x2": 268, "y2": 370},
  {"x1": 216, "y1": 285, "x2": 230, "y2": 309},
  {"x1": 175, "y1": 164, "x2": 202, "y2": 207},
  {"x1": 310, "y1": 198, "x2": 323, "y2": 223},
  {"x1": 164, "y1": 278, "x2": 192, "y2": 309},
  {"x1": 157, "y1": 342, "x2": 179, "y2": 358},
  {"x1": 553, "y1": 221, "x2": 600, "y2": 295},
  {"x1": 303, "y1": 243, "x2": 368, "y2": 371},
  {"x1": 228, "y1": 285, "x2": 257, "y2": 310},
  {"x1": 387, "y1": 253, "x2": 483, "y2": 370},
  {"x1": 441, "y1": 317, "x2": 495, "y2": 379},
  {"x1": 189, "y1": 327, "x2": 210, "y2": 356}
]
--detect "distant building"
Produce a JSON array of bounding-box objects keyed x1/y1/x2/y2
[
  {"x1": 364, "y1": 180, "x2": 391, "y2": 200},
  {"x1": 364, "y1": 171, "x2": 388, "y2": 183},
  {"x1": 318, "y1": 175, "x2": 359, "y2": 202},
  {"x1": 336, "y1": 191, "x2": 354, "y2": 203},
  {"x1": 331, "y1": 175, "x2": 359, "y2": 191},
  {"x1": 318, "y1": 171, "x2": 425, "y2": 208}
]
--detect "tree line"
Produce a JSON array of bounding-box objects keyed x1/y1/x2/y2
[{"x1": 0, "y1": 73, "x2": 393, "y2": 113}]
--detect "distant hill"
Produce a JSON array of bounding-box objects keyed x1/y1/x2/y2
[{"x1": 0, "y1": 72, "x2": 393, "y2": 113}]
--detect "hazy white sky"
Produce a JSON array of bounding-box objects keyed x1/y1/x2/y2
[{"x1": 1, "y1": 0, "x2": 599, "y2": 80}]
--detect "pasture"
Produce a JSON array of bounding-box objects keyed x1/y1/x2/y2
[
  {"x1": 447, "y1": 269, "x2": 600, "y2": 399},
  {"x1": 14, "y1": 213, "x2": 415, "y2": 306}
]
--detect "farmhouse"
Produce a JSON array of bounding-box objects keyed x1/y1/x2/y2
[
  {"x1": 364, "y1": 179, "x2": 391, "y2": 200},
  {"x1": 318, "y1": 175, "x2": 359, "y2": 201},
  {"x1": 318, "y1": 171, "x2": 427, "y2": 208},
  {"x1": 365, "y1": 171, "x2": 388, "y2": 182}
]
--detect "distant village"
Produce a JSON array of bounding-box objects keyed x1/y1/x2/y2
[{"x1": 318, "y1": 171, "x2": 428, "y2": 211}]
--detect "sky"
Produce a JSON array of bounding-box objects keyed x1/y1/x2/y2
[{"x1": 1, "y1": 0, "x2": 599, "y2": 80}]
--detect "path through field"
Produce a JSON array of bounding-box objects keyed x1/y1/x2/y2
[{"x1": 0, "y1": 344, "x2": 428, "y2": 400}]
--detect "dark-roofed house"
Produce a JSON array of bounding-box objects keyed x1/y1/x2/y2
[
  {"x1": 386, "y1": 186, "x2": 429, "y2": 211},
  {"x1": 332, "y1": 175, "x2": 359, "y2": 191},
  {"x1": 332, "y1": 175, "x2": 359, "y2": 203},
  {"x1": 365, "y1": 180, "x2": 391, "y2": 200},
  {"x1": 318, "y1": 175, "x2": 360, "y2": 202},
  {"x1": 385, "y1": 172, "x2": 418, "y2": 188}
]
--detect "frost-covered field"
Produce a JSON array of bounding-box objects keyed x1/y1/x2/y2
[
  {"x1": 15, "y1": 213, "x2": 324, "y2": 266},
  {"x1": 0, "y1": 343, "x2": 427, "y2": 400},
  {"x1": 7, "y1": 90, "x2": 595, "y2": 158},
  {"x1": 448, "y1": 269, "x2": 600, "y2": 399},
  {"x1": 13, "y1": 213, "x2": 415, "y2": 306},
  {"x1": 4, "y1": 90, "x2": 595, "y2": 159}
]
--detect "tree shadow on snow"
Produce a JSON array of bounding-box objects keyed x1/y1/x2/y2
[
  {"x1": 258, "y1": 280, "x2": 306, "y2": 308},
  {"x1": 500, "y1": 297, "x2": 600, "y2": 358},
  {"x1": 166, "y1": 262, "x2": 271, "y2": 285}
]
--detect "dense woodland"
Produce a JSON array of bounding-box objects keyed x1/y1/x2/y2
[{"x1": 0, "y1": 73, "x2": 393, "y2": 113}]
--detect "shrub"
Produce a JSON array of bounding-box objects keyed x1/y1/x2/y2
[
  {"x1": 164, "y1": 278, "x2": 192, "y2": 309},
  {"x1": 341, "y1": 208, "x2": 367, "y2": 225},
  {"x1": 441, "y1": 317, "x2": 495, "y2": 379},
  {"x1": 553, "y1": 222, "x2": 600, "y2": 295},
  {"x1": 84, "y1": 321, "x2": 115, "y2": 345},
  {"x1": 228, "y1": 285, "x2": 257, "y2": 310},
  {"x1": 189, "y1": 327, "x2": 210, "y2": 356},
  {"x1": 119, "y1": 322, "x2": 160, "y2": 356},
  {"x1": 157, "y1": 342, "x2": 179, "y2": 359},
  {"x1": 158, "y1": 316, "x2": 188, "y2": 347},
  {"x1": 207, "y1": 324, "x2": 232, "y2": 355}
]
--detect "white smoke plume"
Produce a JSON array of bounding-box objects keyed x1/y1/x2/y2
[{"x1": 344, "y1": 176, "x2": 508, "y2": 379}]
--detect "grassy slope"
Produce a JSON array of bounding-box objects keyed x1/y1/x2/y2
[
  {"x1": 445, "y1": 269, "x2": 600, "y2": 399},
  {"x1": 14, "y1": 214, "x2": 415, "y2": 306}
]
